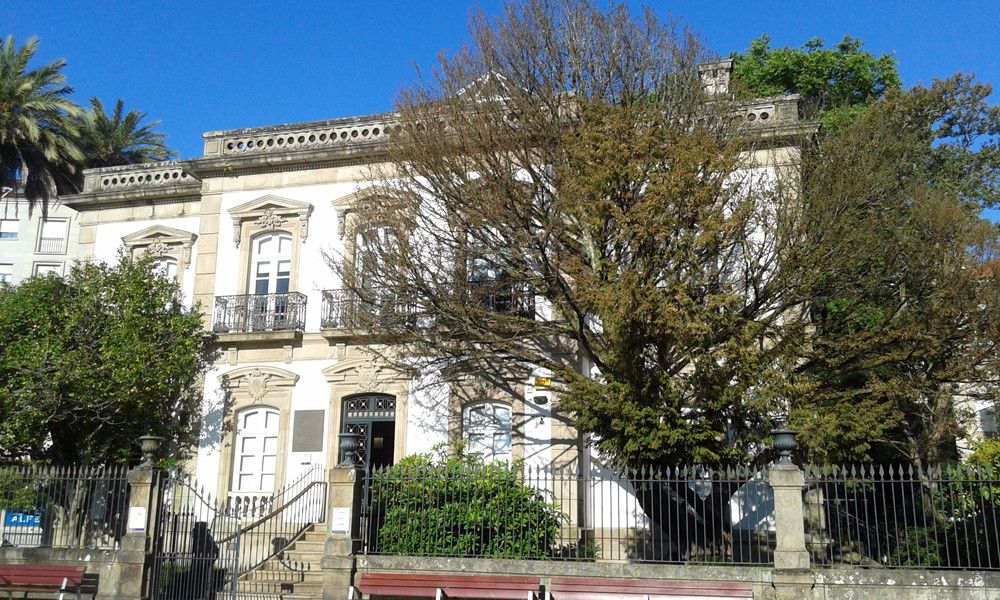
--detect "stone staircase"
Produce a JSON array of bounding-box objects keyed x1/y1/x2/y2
[{"x1": 234, "y1": 523, "x2": 327, "y2": 599}]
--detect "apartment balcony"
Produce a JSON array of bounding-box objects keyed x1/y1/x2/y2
[
  {"x1": 320, "y1": 289, "x2": 414, "y2": 337},
  {"x1": 213, "y1": 292, "x2": 307, "y2": 342}
]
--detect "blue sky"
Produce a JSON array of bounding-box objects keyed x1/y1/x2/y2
[{"x1": 7, "y1": 1, "x2": 999, "y2": 160}]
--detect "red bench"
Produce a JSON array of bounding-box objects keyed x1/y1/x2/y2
[
  {"x1": 548, "y1": 578, "x2": 753, "y2": 600},
  {"x1": 359, "y1": 573, "x2": 541, "y2": 599},
  {"x1": 0, "y1": 565, "x2": 87, "y2": 600}
]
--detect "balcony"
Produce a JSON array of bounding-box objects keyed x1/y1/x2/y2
[
  {"x1": 213, "y1": 292, "x2": 307, "y2": 339},
  {"x1": 36, "y1": 237, "x2": 67, "y2": 254},
  {"x1": 469, "y1": 279, "x2": 535, "y2": 319},
  {"x1": 321, "y1": 289, "x2": 415, "y2": 332}
]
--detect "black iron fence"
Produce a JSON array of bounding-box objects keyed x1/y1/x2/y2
[
  {"x1": 361, "y1": 462, "x2": 773, "y2": 564},
  {"x1": 0, "y1": 463, "x2": 129, "y2": 549},
  {"x1": 150, "y1": 465, "x2": 327, "y2": 600},
  {"x1": 805, "y1": 464, "x2": 1000, "y2": 570},
  {"x1": 213, "y1": 292, "x2": 307, "y2": 334}
]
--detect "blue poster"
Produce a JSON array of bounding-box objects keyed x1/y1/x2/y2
[{"x1": 3, "y1": 512, "x2": 41, "y2": 527}]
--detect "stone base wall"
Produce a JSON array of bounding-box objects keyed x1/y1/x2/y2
[{"x1": 356, "y1": 555, "x2": 1000, "y2": 600}]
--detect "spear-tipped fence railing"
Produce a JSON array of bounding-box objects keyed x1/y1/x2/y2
[
  {"x1": 805, "y1": 464, "x2": 1000, "y2": 570},
  {"x1": 0, "y1": 463, "x2": 129, "y2": 549},
  {"x1": 150, "y1": 464, "x2": 327, "y2": 600},
  {"x1": 361, "y1": 462, "x2": 774, "y2": 564}
]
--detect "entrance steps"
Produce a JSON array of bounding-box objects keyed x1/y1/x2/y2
[{"x1": 235, "y1": 523, "x2": 328, "y2": 599}]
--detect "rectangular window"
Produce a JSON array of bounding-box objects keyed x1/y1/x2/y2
[
  {"x1": 0, "y1": 220, "x2": 18, "y2": 239},
  {"x1": 37, "y1": 219, "x2": 68, "y2": 254},
  {"x1": 0, "y1": 264, "x2": 12, "y2": 284},
  {"x1": 33, "y1": 262, "x2": 62, "y2": 277}
]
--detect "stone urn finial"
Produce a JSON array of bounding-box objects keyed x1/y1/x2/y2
[
  {"x1": 338, "y1": 432, "x2": 362, "y2": 468},
  {"x1": 139, "y1": 435, "x2": 165, "y2": 467},
  {"x1": 770, "y1": 429, "x2": 798, "y2": 465}
]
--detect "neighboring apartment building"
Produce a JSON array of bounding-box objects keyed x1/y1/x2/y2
[
  {"x1": 0, "y1": 193, "x2": 81, "y2": 284},
  {"x1": 57, "y1": 66, "x2": 814, "y2": 503}
]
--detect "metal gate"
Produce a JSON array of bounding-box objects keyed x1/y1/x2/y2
[{"x1": 150, "y1": 466, "x2": 327, "y2": 600}]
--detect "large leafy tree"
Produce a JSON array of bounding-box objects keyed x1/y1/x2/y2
[
  {"x1": 0, "y1": 36, "x2": 82, "y2": 215},
  {"x1": 337, "y1": 0, "x2": 810, "y2": 469},
  {"x1": 790, "y1": 75, "x2": 1000, "y2": 468},
  {"x1": 0, "y1": 255, "x2": 216, "y2": 464},
  {"x1": 731, "y1": 35, "x2": 901, "y2": 132},
  {"x1": 75, "y1": 97, "x2": 176, "y2": 168}
]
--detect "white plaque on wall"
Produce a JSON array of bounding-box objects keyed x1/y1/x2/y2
[
  {"x1": 128, "y1": 507, "x2": 147, "y2": 532},
  {"x1": 331, "y1": 507, "x2": 351, "y2": 534}
]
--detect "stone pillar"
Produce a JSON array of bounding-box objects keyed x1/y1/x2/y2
[
  {"x1": 769, "y1": 459, "x2": 814, "y2": 599},
  {"x1": 111, "y1": 465, "x2": 161, "y2": 600},
  {"x1": 321, "y1": 466, "x2": 364, "y2": 600}
]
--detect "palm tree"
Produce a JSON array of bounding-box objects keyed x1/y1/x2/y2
[
  {"x1": 0, "y1": 36, "x2": 83, "y2": 216},
  {"x1": 75, "y1": 97, "x2": 176, "y2": 168}
]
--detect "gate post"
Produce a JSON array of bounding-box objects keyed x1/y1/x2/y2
[
  {"x1": 768, "y1": 429, "x2": 814, "y2": 600},
  {"x1": 321, "y1": 465, "x2": 364, "y2": 600},
  {"x1": 113, "y1": 436, "x2": 164, "y2": 600}
]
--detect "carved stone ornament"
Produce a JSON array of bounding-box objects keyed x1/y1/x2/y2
[
  {"x1": 355, "y1": 364, "x2": 383, "y2": 393},
  {"x1": 254, "y1": 209, "x2": 286, "y2": 231},
  {"x1": 146, "y1": 240, "x2": 171, "y2": 257},
  {"x1": 228, "y1": 195, "x2": 313, "y2": 248},
  {"x1": 244, "y1": 368, "x2": 271, "y2": 403}
]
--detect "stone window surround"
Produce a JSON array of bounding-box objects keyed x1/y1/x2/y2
[
  {"x1": 121, "y1": 225, "x2": 197, "y2": 284},
  {"x1": 228, "y1": 195, "x2": 313, "y2": 295},
  {"x1": 331, "y1": 186, "x2": 406, "y2": 286},
  {"x1": 446, "y1": 374, "x2": 527, "y2": 464},
  {"x1": 216, "y1": 365, "x2": 298, "y2": 498},
  {"x1": 322, "y1": 357, "x2": 410, "y2": 469}
]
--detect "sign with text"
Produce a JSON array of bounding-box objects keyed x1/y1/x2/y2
[{"x1": 3, "y1": 511, "x2": 41, "y2": 528}]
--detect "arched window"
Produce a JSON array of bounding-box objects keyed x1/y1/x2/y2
[
  {"x1": 152, "y1": 256, "x2": 178, "y2": 281},
  {"x1": 232, "y1": 406, "x2": 280, "y2": 494},
  {"x1": 463, "y1": 402, "x2": 512, "y2": 463},
  {"x1": 251, "y1": 233, "x2": 292, "y2": 295}
]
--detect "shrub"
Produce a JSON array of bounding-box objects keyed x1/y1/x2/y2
[{"x1": 369, "y1": 454, "x2": 562, "y2": 559}]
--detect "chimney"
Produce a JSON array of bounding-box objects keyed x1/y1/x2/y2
[{"x1": 698, "y1": 60, "x2": 733, "y2": 96}]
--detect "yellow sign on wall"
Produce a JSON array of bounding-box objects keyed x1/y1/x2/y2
[{"x1": 534, "y1": 377, "x2": 552, "y2": 390}]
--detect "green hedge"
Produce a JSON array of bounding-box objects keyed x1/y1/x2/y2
[{"x1": 369, "y1": 454, "x2": 562, "y2": 559}]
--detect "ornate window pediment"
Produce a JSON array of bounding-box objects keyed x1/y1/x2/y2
[
  {"x1": 121, "y1": 225, "x2": 197, "y2": 277},
  {"x1": 323, "y1": 359, "x2": 412, "y2": 394},
  {"x1": 229, "y1": 195, "x2": 313, "y2": 247},
  {"x1": 332, "y1": 186, "x2": 411, "y2": 240},
  {"x1": 223, "y1": 366, "x2": 299, "y2": 403}
]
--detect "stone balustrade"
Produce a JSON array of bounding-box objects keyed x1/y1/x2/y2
[
  {"x1": 203, "y1": 116, "x2": 396, "y2": 158},
  {"x1": 82, "y1": 162, "x2": 198, "y2": 194},
  {"x1": 739, "y1": 96, "x2": 800, "y2": 127}
]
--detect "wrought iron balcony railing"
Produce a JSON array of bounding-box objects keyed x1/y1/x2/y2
[
  {"x1": 321, "y1": 289, "x2": 415, "y2": 330},
  {"x1": 469, "y1": 279, "x2": 535, "y2": 319},
  {"x1": 213, "y1": 292, "x2": 307, "y2": 334}
]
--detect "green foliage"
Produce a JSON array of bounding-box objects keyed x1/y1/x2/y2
[
  {"x1": 75, "y1": 97, "x2": 176, "y2": 168},
  {"x1": 370, "y1": 454, "x2": 562, "y2": 559},
  {"x1": 0, "y1": 36, "x2": 83, "y2": 214},
  {"x1": 969, "y1": 440, "x2": 1000, "y2": 471},
  {"x1": 789, "y1": 75, "x2": 1000, "y2": 466},
  {"x1": 731, "y1": 35, "x2": 901, "y2": 132},
  {"x1": 0, "y1": 37, "x2": 174, "y2": 215},
  {"x1": 0, "y1": 469, "x2": 35, "y2": 512},
  {"x1": 890, "y1": 526, "x2": 941, "y2": 567},
  {"x1": 0, "y1": 253, "x2": 216, "y2": 463}
]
